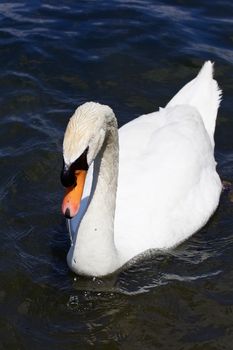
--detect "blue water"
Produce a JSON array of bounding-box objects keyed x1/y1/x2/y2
[{"x1": 0, "y1": 1, "x2": 233, "y2": 349}]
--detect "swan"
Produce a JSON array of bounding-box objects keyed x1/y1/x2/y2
[{"x1": 60, "y1": 61, "x2": 222, "y2": 277}]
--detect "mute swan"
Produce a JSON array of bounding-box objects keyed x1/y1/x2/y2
[{"x1": 60, "y1": 61, "x2": 222, "y2": 277}]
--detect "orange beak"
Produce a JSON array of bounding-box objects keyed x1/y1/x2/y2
[{"x1": 61, "y1": 169, "x2": 87, "y2": 218}]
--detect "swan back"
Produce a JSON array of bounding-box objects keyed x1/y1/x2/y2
[{"x1": 166, "y1": 61, "x2": 222, "y2": 146}]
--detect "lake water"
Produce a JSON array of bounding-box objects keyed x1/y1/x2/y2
[{"x1": 0, "y1": 1, "x2": 233, "y2": 349}]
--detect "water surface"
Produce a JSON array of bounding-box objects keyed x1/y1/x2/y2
[{"x1": 0, "y1": 1, "x2": 233, "y2": 349}]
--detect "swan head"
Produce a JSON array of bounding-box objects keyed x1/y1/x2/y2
[{"x1": 61, "y1": 102, "x2": 115, "y2": 218}]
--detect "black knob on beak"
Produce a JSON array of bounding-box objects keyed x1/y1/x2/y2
[
  {"x1": 60, "y1": 162, "x2": 76, "y2": 187},
  {"x1": 61, "y1": 148, "x2": 89, "y2": 188}
]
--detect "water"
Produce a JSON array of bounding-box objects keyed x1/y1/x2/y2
[{"x1": 0, "y1": 1, "x2": 233, "y2": 349}]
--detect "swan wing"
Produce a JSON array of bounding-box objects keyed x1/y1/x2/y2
[
  {"x1": 166, "y1": 61, "x2": 222, "y2": 146},
  {"x1": 115, "y1": 63, "x2": 222, "y2": 261}
]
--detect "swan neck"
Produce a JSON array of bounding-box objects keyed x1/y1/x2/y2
[
  {"x1": 70, "y1": 118, "x2": 120, "y2": 276},
  {"x1": 90, "y1": 124, "x2": 119, "y2": 227}
]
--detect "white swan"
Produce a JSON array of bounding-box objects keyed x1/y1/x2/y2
[{"x1": 60, "y1": 61, "x2": 222, "y2": 277}]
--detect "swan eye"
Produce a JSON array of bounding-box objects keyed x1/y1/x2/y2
[{"x1": 61, "y1": 148, "x2": 89, "y2": 187}]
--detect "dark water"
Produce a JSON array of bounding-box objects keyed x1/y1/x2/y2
[{"x1": 0, "y1": 1, "x2": 233, "y2": 349}]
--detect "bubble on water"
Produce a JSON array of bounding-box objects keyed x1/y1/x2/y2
[{"x1": 67, "y1": 295, "x2": 79, "y2": 310}]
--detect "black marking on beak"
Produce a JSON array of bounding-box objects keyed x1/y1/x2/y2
[
  {"x1": 65, "y1": 208, "x2": 71, "y2": 219},
  {"x1": 60, "y1": 161, "x2": 76, "y2": 187},
  {"x1": 60, "y1": 147, "x2": 89, "y2": 188}
]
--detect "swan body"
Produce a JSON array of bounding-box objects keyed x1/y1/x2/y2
[{"x1": 61, "y1": 61, "x2": 222, "y2": 276}]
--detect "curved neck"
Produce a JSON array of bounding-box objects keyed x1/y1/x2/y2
[{"x1": 70, "y1": 119, "x2": 121, "y2": 276}]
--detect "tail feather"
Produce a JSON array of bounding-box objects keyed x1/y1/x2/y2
[{"x1": 166, "y1": 61, "x2": 222, "y2": 146}]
